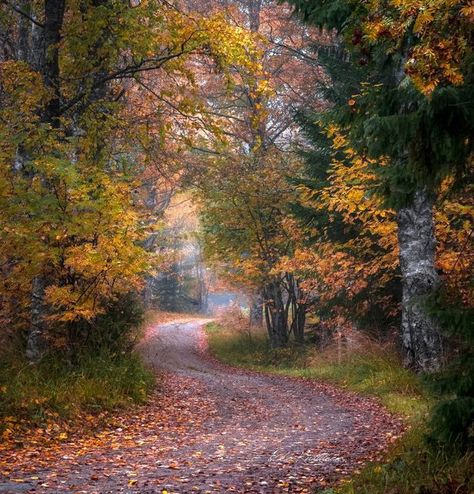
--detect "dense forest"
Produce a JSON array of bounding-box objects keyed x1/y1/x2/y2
[{"x1": 0, "y1": 0, "x2": 473, "y2": 493}]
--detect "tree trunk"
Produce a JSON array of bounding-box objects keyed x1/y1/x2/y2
[
  {"x1": 397, "y1": 188, "x2": 442, "y2": 372},
  {"x1": 26, "y1": 276, "x2": 47, "y2": 362},
  {"x1": 39, "y1": 0, "x2": 65, "y2": 126},
  {"x1": 293, "y1": 302, "x2": 306, "y2": 345},
  {"x1": 263, "y1": 281, "x2": 288, "y2": 348},
  {"x1": 287, "y1": 274, "x2": 305, "y2": 344},
  {"x1": 25, "y1": 0, "x2": 65, "y2": 362},
  {"x1": 249, "y1": 290, "x2": 263, "y2": 327},
  {"x1": 17, "y1": 0, "x2": 31, "y2": 62}
]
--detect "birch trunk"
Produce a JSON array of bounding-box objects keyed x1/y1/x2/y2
[
  {"x1": 26, "y1": 276, "x2": 47, "y2": 362},
  {"x1": 397, "y1": 189, "x2": 442, "y2": 372}
]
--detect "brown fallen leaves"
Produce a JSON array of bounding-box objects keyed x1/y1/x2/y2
[{"x1": 0, "y1": 322, "x2": 405, "y2": 493}]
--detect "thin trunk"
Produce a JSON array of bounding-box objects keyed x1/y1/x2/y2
[
  {"x1": 397, "y1": 188, "x2": 442, "y2": 372},
  {"x1": 26, "y1": 276, "x2": 46, "y2": 362},
  {"x1": 285, "y1": 273, "x2": 305, "y2": 344},
  {"x1": 264, "y1": 301, "x2": 272, "y2": 341},
  {"x1": 17, "y1": 0, "x2": 31, "y2": 62},
  {"x1": 40, "y1": 0, "x2": 66, "y2": 126},
  {"x1": 248, "y1": 0, "x2": 261, "y2": 33},
  {"x1": 249, "y1": 290, "x2": 263, "y2": 327},
  {"x1": 293, "y1": 302, "x2": 305, "y2": 345},
  {"x1": 263, "y1": 281, "x2": 288, "y2": 348},
  {"x1": 336, "y1": 330, "x2": 342, "y2": 364}
]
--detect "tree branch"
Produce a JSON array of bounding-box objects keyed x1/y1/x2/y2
[{"x1": 1, "y1": 0, "x2": 44, "y2": 28}]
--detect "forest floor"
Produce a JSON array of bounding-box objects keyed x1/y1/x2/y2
[{"x1": 0, "y1": 319, "x2": 404, "y2": 493}]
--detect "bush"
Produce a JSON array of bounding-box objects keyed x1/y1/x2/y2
[
  {"x1": 0, "y1": 293, "x2": 153, "y2": 437},
  {"x1": 69, "y1": 292, "x2": 145, "y2": 355},
  {"x1": 0, "y1": 348, "x2": 154, "y2": 435},
  {"x1": 216, "y1": 303, "x2": 254, "y2": 339}
]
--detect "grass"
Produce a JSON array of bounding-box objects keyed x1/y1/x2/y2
[
  {"x1": 206, "y1": 323, "x2": 474, "y2": 494},
  {"x1": 0, "y1": 347, "x2": 155, "y2": 441}
]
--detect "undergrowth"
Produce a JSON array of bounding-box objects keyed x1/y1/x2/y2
[
  {"x1": 0, "y1": 349, "x2": 155, "y2": 440},
  {"x1": 0, "y1": 294, "x2": 155, "y2": 440},
  {"x1": 206, "y1": 323, "x2": 474, "y2": 494}
]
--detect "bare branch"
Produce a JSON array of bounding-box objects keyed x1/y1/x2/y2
[{"x1": 0, "y1": 0, "x2": 44, "y2": 28}]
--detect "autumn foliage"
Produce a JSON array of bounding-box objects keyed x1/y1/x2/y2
[{"x1": 0, "y1": 0, "x2": 262, "y2": 351}]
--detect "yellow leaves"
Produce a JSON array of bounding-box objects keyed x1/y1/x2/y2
[
  {"x1": 1, "y1": 135, "x2": 151, "y2": 325},
  {"x1": 332, "y1": 134, "x2": 346, "y2": 149},
  {"x1": 364, "y1": 20, "x2": 385, "y2": 42},
  {"x1": 326, "y1": 123, "x2": 340, "y2": 139},
  {"x1": 200, "y1": 13, "x2": 260, "y2": 72},
  {"x1": 461, "y1": 2, "x2": 474, "y2": 20},
  {"x1": 198, "y1": 148, "x2": 302, "y2": 288},
  {"x1": 0, "y1": 61, "x2": 49, "y2": 112}
]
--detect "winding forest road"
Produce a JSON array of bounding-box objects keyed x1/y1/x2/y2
[{"x1": 0, "y1": 319, "x2": 403, "y2": 493}]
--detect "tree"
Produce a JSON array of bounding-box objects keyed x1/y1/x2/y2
[
  {"x1": 285, "y1": 0, "x2": 474, "y2": 372},
  {"x1": 0, "y1": 0, "x2": 260, "y2": 359},
  {"x1": 190, "y1": 0, "x2": 328, "y2": 346},
  {"x1": 197, "y1": 151, "x2": 304, "y2": 347}
]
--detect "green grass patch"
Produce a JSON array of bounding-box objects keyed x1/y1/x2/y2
[
  {"x1": 206, "y1": 322, "x2": 427, "y2": 419},
  {"x1": 0, "y1": 348, "x2": 155, "y2": 435},
  {"x1": 206, "y1": 323, "x2": 474, "y2": 494}
]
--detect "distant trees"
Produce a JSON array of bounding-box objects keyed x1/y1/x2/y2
[
  {"x1": 194, "y1": 0, "x2": 326, "y2": 346},
  {"x1": 198, "y1": 150, "x2": 304, "y2": 347}
]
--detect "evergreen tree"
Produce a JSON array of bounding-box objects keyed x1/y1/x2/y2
[
  {"x1": 290, "y1": 48, "x2": 401, "y2": 338},
  {"x1": 285, "y1": 0, "x2": 474, "y2": 372}
]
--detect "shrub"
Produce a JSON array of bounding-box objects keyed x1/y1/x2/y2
[
  {"x1": 0, "y1": 292, "x2": 153, "y2": 436},
  {"x1": 66, "y1": 292, "x2": 145, "y2": 356}
]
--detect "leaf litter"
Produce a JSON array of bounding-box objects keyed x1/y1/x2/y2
[{"x1": 0, "y1": 320, "x2": 404, "y2": 493}]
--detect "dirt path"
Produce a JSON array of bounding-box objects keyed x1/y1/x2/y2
[{"x1": 0, "y1": 319, "x2": 404, "y2": 493}]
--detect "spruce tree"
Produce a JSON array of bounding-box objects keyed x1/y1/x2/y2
[
  {"x1": 285, "y1": 0, "x2": 474, "y2": 373},
  {"x1": 290, "y1": 50, "x2": 401, "y2": 336}
]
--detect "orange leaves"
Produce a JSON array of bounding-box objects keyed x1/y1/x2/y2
[
  {"x1": 360, "y1": 0, "x2": 471, "y2": 94},
  {"x1": 289, "y1": 125, "x2": 398, "y2": 319},
  {"x1": 293, "y1": 121, "x2": 473, "y2": 324},
  {"x1": 435, "y1": 181, "x2": 474, "y2": 305}
]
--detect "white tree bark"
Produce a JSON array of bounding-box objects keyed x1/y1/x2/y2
[{"x1": 397, "y1": 188, "x2": 443, "y2": 372}]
